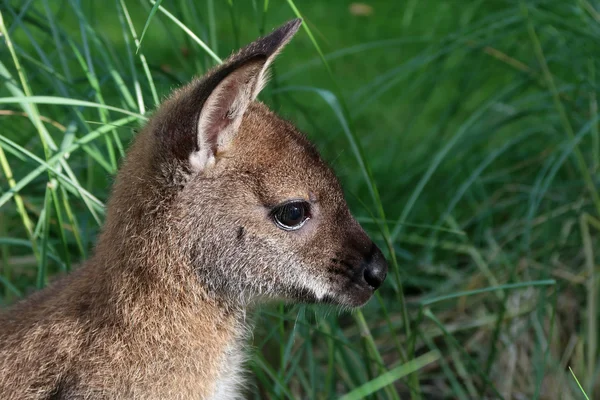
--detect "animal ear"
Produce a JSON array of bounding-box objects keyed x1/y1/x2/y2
[{"x1": 188, "y1": 18, "x2": 302, "y2": 171}]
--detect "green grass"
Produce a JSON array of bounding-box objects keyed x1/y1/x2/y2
[{"x1": 1, "y1": 0, "x2": 600, "y2": 398}]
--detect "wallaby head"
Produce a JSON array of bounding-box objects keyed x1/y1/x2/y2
[{"x1": 102, "y1": 19, "x2": 388, "y2": 309}]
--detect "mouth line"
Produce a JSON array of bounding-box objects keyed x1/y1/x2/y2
[{"x1": 320, "y1": 278, "x2": 374, "y2": 307}]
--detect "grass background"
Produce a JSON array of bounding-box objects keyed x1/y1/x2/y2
[{"x1": 1, "y1": 0, "x2": 599, "y2": 398}]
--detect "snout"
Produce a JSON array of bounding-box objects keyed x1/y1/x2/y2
[
  {"x1": 361, "y1": 244, "x2": 388, "y2": 290},
  {"x1": 323, "y1": 228, "x2": 389, "y2": 307}
]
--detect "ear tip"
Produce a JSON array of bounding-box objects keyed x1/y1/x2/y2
[
  {"x1": 220, "y1": 19, "x2": 302, "y2": 69},
  {"x1": 285, "y1": 18, "x2": 303, "y2": 33},
  {"x1": 278, "y1": 18, "x2": 303, "y2": 39},
  {"x1": 260, "y1": 18, "x2": 302, "y2": 52}
]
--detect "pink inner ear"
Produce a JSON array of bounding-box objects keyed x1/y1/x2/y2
[
  {"x1": 204, "y1": 78, "x2": 243, "y2": 152},
  {"x1": 198, "y1": 60, "x2": 264, "y2": 159}
]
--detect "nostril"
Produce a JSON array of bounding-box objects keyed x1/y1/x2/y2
[
  {"x1": 361, "y1": 245, "x2": 388, "y2": 290},
  {"x1": 363, "y1": 264, "x2": 386, "y2": 290}
]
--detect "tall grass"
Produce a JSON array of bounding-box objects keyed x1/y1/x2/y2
[{"x1": 1, "y1": 0, "x2": 599, "y2": 398}]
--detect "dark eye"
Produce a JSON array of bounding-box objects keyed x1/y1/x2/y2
[{"x1": 271, "y1": 201, "x2": 311, "y2": 231}]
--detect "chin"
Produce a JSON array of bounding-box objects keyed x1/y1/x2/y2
[
  {"x1": 321, "y1": 284, "x2": 375, "y2": 308},
  {"x1": 279, "y1": 282, "x2": 375, "y2": 308}
]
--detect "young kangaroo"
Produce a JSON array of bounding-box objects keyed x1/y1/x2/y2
[{"x1": 0, "y1": 19, "x2": 387, "y2": 399}]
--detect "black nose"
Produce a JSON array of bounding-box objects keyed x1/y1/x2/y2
[{"x1": 362, "y1": 245, "x2": 388, "y2": 290}]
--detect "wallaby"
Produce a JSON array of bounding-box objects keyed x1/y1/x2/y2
[{"x1": 0, "y1": 19, "x2": 387, "y2": 399}]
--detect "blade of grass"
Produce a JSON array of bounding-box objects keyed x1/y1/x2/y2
[
  {"x1": 0, "y1": 211, "x2": 9, "y2": 301},
  {"x1": 49, "y1": 182, "x2": 70, "y2": 272},
  {"x1": 42, "y1": 0, "x2": 71, "y2": 80},
  {"x1": 0, "y1": 135, "x2": 104, "y2": 211},
  {"x1": 0, "y1": 96, "x2": 146, "y2": 120},
  {"x1": 207, "y1": 0, "x2": 217, "y2": 54},
  {"x1": 252, "y1": 352, "x2": 295, "y2": 399},
  {"x1": 137, "y1": 0, "x2": 163, "y2": 53},
  {"x1": 424, "y1": 308, "x2": 504, "y2": 398},
  {"x1": 37, "y1": 185, "x2": 53, "y2": 288},
  {"x1": 0, "y1": 12, "x2": 52, "y2": 158},
  {"x1": 570, "y1": 366, "x2": 591, "y2": 400},
  {"x1": 0, "y1": 143, "x2": 38, "y2": 260},
  {"x1": 420, "y1": 279, "x2": 556, "y2": 306},
  {"x1": 421, "y1": 334, "x2": 469, "y2": 399},
  {"x1": 0, "y1": 115, "x2": 138, "y2": 213},
  {"x1": 580, "y1": 213, "x2": 600, "y2": 395},
  {"x1": 521, "y1": 1, "x2": 600, "y2": 217},
  {"x1": 59, "y1": 185, "x2": 87, "y2": 260},
  {"x1": 0, "y1": 238, "x2": 64, "y2": 270},
  {"x1": 354, "y1": 310, "x2": 401, "y2": 400},
  {"x1": 0, "y1": 275, "x2": 22, "y2": 299},
  {"x1": 589, "y1": 59, "x2": 599, "y2": 172},
  {"x1": 0, "y1": 58, "x2": 109, "y2": 225},
  {"x1": 391, "y1": 80, "x2": 525, "y2": 242},
  {"x1": 149, "y1": 0, "x2": 222, "y2": 64},
  {"x1": 118, "y1": 0, "x2": 159, "y2": 107},
  {"x1": 338, "y1": 351, "x2": 440, "y2": 400}
]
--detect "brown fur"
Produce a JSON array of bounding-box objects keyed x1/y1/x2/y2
[{"x1": 0, "y1": 20, "x2": 387, "y2": 399}]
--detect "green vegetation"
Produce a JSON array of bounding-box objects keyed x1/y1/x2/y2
[{"x1": 1, "y1": 0, "x2": 599, "y2": 398}]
